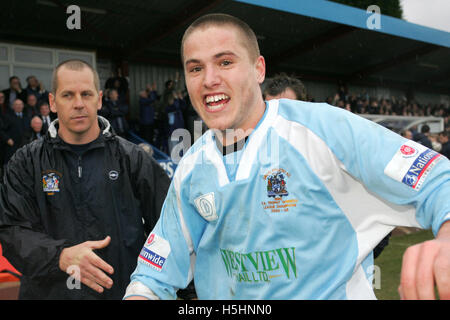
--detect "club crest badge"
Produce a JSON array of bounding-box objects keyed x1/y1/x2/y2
[
  {"x1": 42, "y1": 171, "x2": 61, "y2": 194},
  {"x1": 262, "y1": 168, "x2": 298, "y2": 214},
  {"x1": 265, "y1": 169, "x2": 289, "y2": 198}
]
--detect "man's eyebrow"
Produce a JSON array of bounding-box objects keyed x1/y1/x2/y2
[
  {"x1": 214, "y1": 51, "x2": 238, "y2": 59},
  {"x1": 185, "y1": 51, "x2": 239, "y2": 66},
  {"x1": 185, "y1": 58, "x2": 201, "y2": 66}
]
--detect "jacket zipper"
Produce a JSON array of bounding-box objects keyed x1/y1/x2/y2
[{"x1": 78, "y1": 156, "x2": 82, "y2": 178}]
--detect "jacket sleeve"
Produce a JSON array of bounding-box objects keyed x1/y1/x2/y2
[
  {"x1": 0, "y1": 146, "x2": 71, "y2": 280},
  {"x1": 129, "y1": 146, "x2": 171, "y2": 233}
]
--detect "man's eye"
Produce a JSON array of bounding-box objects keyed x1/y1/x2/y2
[
  {"x1": 190, "y1": 66, "x2": 202, "y2": 73},
  {"x1": 221, "y1": 60, "x2": 232, "y2": 66}
]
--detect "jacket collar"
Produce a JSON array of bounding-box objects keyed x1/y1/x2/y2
[
  {"x1": 48, "y1": 115, "x2": 112, "y2": 139},
  {"x1": 46, "y1": 116, "x2": 114, "y2": 148}
]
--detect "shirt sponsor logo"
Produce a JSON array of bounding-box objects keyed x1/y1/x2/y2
[
  {"x1": 108, "y1": 170, "x2": 119, "y2": 180},
  {"x1": 139, "y1": 233, "x2": 171, "y2": 272},
  {"x1": 384, "y1": 141, "x2": 442, "y2": 191},
  {"x1": 401, "y1": 148, "x2": 441, "y2": 190},
  {"x1": 400, "y1": 144, "x2": 418, "y2": 158},
  {"x1": 220, "y1": 247, "x2": 298, "y2": 283},
  {"x1": 139, "y1": 247, "x2": 166, "y2": 271},
  {"x1": 42, "y1": 171, "x2": 61, "y2": 194}
]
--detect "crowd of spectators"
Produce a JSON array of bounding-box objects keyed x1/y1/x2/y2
[
  {"x1": 136, "y1": 72, "x2": 198, "y2": 156},
  {"x1": 322, "y1": 83, "x2": 450, "y2": 157},
  {"x1": 0, "y1": 75, "x2": 53, "y2": 176},
  {"x1": 1, "y1": 71, "x2": 449, "y2": 179},
  {"x1": 323, "y1": 84, "x2": 450, "y2": 128}
]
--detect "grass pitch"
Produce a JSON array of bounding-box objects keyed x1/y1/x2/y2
[{"x1": 374, "y1": 229, "x2": 434, "y2": 300}]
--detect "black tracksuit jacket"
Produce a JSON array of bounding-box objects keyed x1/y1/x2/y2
[{"x1": 0, "y1": 117, "x2": 170, "y2": 299}]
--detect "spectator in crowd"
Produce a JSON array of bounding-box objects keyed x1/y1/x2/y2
[
  {"x1": 263, "y1": 73, "x2": 306, "y2": 101},
  {"x1": 102, "y1": 89, "x2": 130, "y2": 138},
  {"x1": 138, "y1": 142, "x2": 154, "y2": 158},
  {"x1": 24, "y1": 93, "x2": 39, "y2": 119},
  {"x1": 439, "y1": 131, "x2": 450, "y2": 159},
  {"x1": 153, "y1": 80, "x2": 173, "y2": 155},
  {"x1": 1, "y1": 99, "x2": 31, "y2": 165},
  {"x1": 166, "y1": 90, "x2": 186, "y2": 155},
  {"x1": 105, "y1": 68, "x2": 129, "y2": 103},
  {"x1": 0, "y1": 114, "x2": 7, "y2": 173},
  {"x1": 400, "y1": 129, "x2": 413, "y2": 140},
  {"x1": 2, "y1": 76, "x2": 27, "y2": 109},
  {"x1": 429, "y1": 133, "x2": 442, "y2": 152},
  {"x1": 25, "y1": 75, "x2": 49, "y2": 104},
  {"x1": 413, "y1": 124, "x2": 433, "y2": 149},
  {"x1": 0, "y1": 59, "x2": 170, "y2": 300},
  {"x1": 139, "y1": 83, "x2": 159, "y2": 144},
  {"x1": 182, "y1": 91, "x2": 201, "y2": 146},
  {"x1": 0, "y1": 91, "x2": 6, "y2": 115},
  {"x1": 39, "y1": 101, "x2": 56, "y2": 135},
  {"x1": 27, "y1": 115, "x2": 44, "y2": 142}
]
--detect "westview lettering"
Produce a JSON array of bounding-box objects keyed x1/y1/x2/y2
[{"x1": 220, "y1": 247, "x2": 297, "y2": 283}]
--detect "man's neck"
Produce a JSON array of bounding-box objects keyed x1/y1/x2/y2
[
  {"x1": 215, "y1": 100, "x2": 266, "y2": 147},
  {"x1": 58, "y1": 125, "x2": 101, "y2": 145}
]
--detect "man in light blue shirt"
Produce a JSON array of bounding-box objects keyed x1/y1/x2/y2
[{"x1": 125, "y1": 13, "x2": 450, "y2": 300}]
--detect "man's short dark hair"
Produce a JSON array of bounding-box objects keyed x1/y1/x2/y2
[
  {"x1": 263, "y1": 73, "x2": 306, "y2": 101},
  {"x1": 181, "y1": 13, "x2": 260, "y2": 63},
  {"x1": 421, "y1": 124, "x2": 430, "y2": 134},
  {"x1": 439, "y1": 131, "x2": 449, "y2": 138},
  {"x1": 52, "y1": 59, "x2": 100, "y2": 94}
]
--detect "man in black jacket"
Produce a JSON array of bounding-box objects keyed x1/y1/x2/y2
[
  {"x1": 2, "y1": 76, "x2": 27, "y2": 109},
  {"x1": 0, "y1": 59, "x2": 170, "y2": 299},
  {"x1": 2, "y1": 99, "x2": 31, "y2": 165}
]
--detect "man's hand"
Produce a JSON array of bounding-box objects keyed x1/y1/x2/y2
[
  {"x1": 7, "y1": 139, "x2": 14, "y2": 146},
  {"x1": 399, "y1": 221, "x2": 450, "y2": 300},
  {"x1": 59, "y1": 236, "x2": 114, "y2": 294}
]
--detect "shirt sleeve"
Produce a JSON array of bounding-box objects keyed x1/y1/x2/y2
[
  {"x1": 300, "y1": 102, "x2": 450, "y2": 236},
  {"x1": 124, "y1": 166, "x2": 207, "y2": 300}
]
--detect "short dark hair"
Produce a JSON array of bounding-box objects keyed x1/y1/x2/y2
[
  {"x1": 439, "y1": 131, "x2": 449, "y2": 138},
  {"x1": 263, "y1": 73, "x2": 306, "y2": 100},
  {"x1": 181, "y1": 13, "x2": 260, "y2": 63},
  {"x1": 9, "y1": 76, "x2": 19, "y2": 83},
  {"x1": 421, "y1": 124, "x2": 430, "y2": 134},
  {"x1": 52, "y1": 59, "x2": 99, "y2": 94}
]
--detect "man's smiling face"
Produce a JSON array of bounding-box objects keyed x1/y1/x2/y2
[{"x1": 183, "y1": 25, "x2": 266, "y2": 134}]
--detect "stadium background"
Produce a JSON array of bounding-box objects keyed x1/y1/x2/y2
[{"x1": 0, "y1": 0, "x2": 449, "y2": 299}]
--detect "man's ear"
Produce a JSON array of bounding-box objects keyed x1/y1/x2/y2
[
  {"x1": 97, "y1": 90, "x2": 103, "y2": 111},
  {"x1": 49, "y1": 93, "x2": 57, "y2": 114},
  {"x1": 255, "y1": 55, "x2": 266, "y2": 84}
]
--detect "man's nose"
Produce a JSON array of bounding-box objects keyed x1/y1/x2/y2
[
  {"x1": 203, "y1": 66, "x2": 221, "y2": 88},
  {"x1": 73, "y1": 94, "x2": 85, "y2": 108}
]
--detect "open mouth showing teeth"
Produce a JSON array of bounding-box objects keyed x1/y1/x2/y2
[{"x1": 205, "y1": 94, "x2": 230, "y2": 110}]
